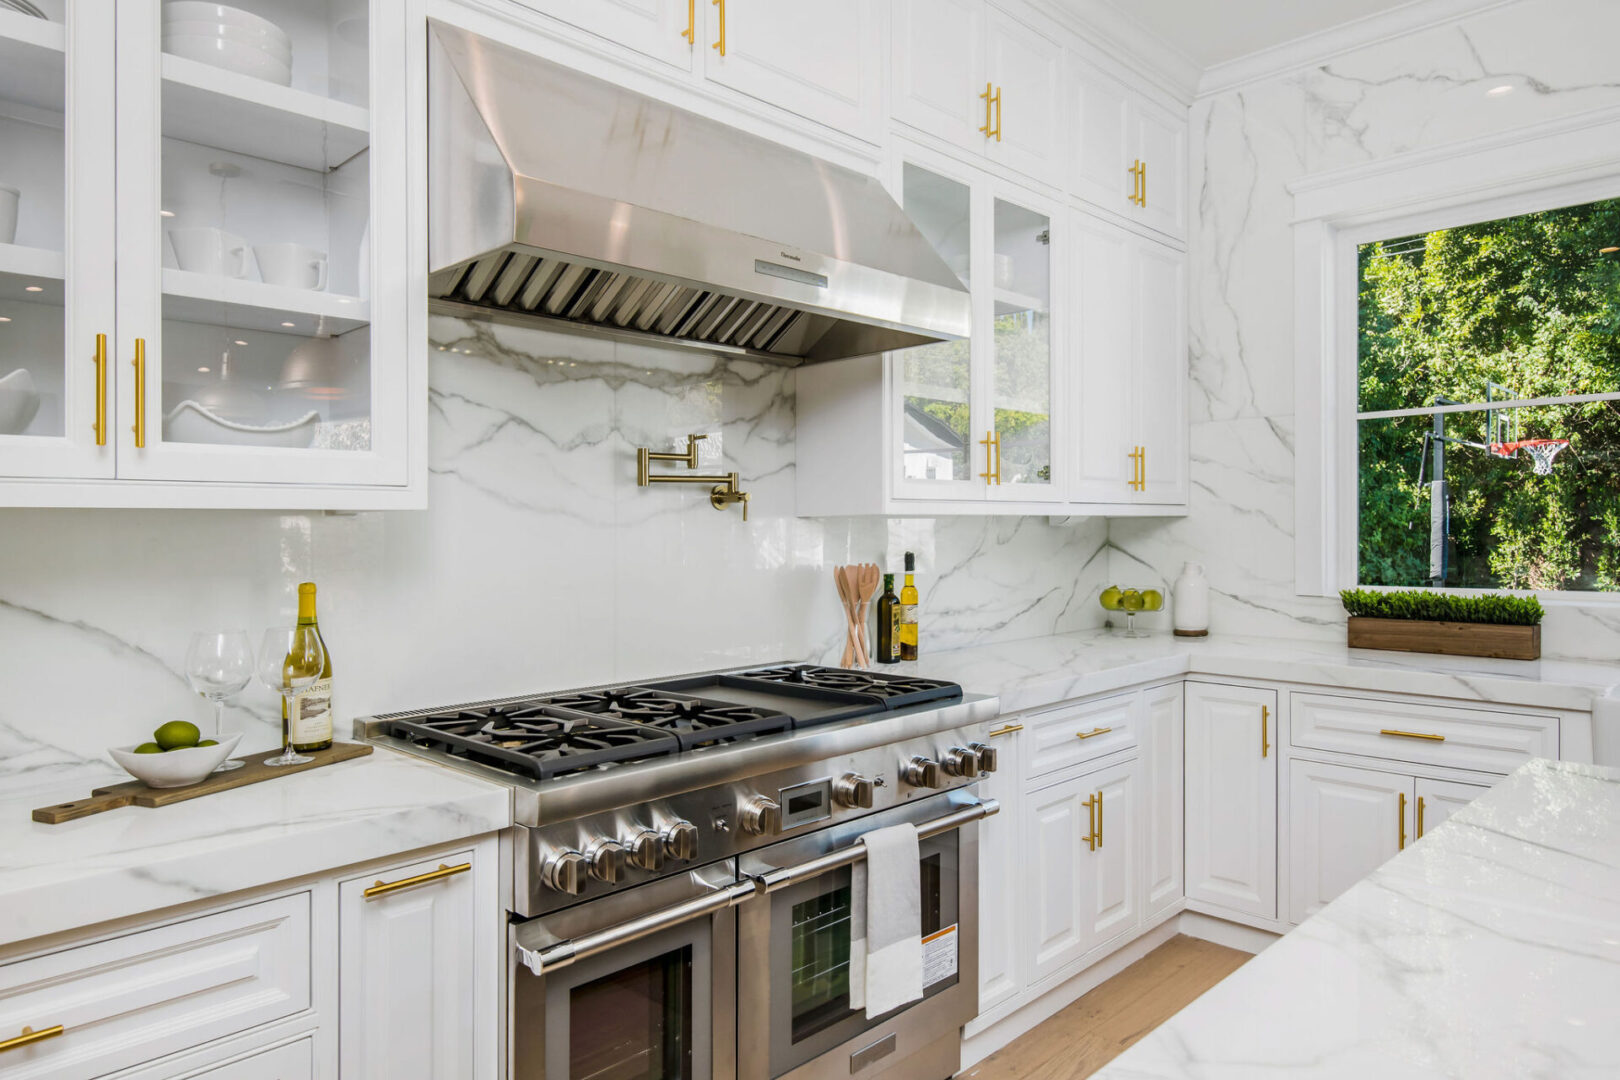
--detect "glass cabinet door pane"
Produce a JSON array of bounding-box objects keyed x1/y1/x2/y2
[
  {"x1": 898, "y1": 164, "x2": 973, "y2": 485},
  {"x1": 990, "y1": 197, "x2": 1052, "y2": 489},
  {"x1": 155, "y1": 0, "x2": 371, "y2": 456}
]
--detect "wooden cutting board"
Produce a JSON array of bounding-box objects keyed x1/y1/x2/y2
[{"x1": 32, "y1": 741, "x2": 374, "y2": 824}]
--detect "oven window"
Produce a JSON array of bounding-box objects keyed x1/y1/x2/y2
[
  {"x1": 569, "y1": 944, "x2": 693, "y2": 1080},
  {"x1": 787, "y1": 852, "x2": 948, "y2": 1044}
]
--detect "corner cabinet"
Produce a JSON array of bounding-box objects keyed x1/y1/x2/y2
[{"x1": 0, "y1": 0, "x2": 424, "y2": 508}]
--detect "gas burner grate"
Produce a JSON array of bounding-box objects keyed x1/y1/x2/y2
[
  {"x1": 535, "y1": 689, "x2": 794, "y2": 750},
  {"x1": 739, "y1": 665, "x2": 961, "y2": 711},
  {"x1": 387, "y1": 704, "x2": 680, "y2": 780}
]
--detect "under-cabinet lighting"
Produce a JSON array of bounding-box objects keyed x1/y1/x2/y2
[
  {"x1": 1488, "y1": 84, "x2": 1514, "y2": 95},
  {"x1": 24, "y1": 285, "x2": 41, "y2": 292},
  {"x1": 280, "y1": 321, "x2": 296, "y2": 327},
  {"x1": 197, "y1": 366, "x2": 210, "y2": 373},
  {"x1": 233, "y1": 339, "x2": 248, "y2": 345},
  {"x1": 0, "y1": 316, "x2": 10, "y2": 323},
  {"x1": 160, "y1": 209, "x2": 176, "y2": 218}
]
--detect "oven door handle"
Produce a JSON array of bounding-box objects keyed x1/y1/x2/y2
[
  {"x1": 752, "y1": 798, "x2": 999, "y2": 894},
  {"x1": 514, "y1": 877, "x2": 758, "y2": 977}
]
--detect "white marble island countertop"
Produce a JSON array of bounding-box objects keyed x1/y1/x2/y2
[
  {"x1": 1096, "y1": 757, "x2": 1620, "y2": 1079},
  {"x1": 0, "y1": 747, "x2": 512, "y2": 948}
]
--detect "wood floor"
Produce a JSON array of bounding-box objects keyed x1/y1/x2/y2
[{"x1": 959, "y1": 936, "x2": 1251, "y2": 1080}]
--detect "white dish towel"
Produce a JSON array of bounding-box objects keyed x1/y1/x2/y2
[{"x1": 848, "y1": 822, "x2": 922, "y2": 1018}]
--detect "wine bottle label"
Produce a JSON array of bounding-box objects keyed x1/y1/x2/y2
[{"x1": 289, "y1": 679, "x2": 333, "y2": 745}]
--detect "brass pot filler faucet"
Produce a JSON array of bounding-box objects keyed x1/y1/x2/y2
[{"x1": 636, "y1": 434, "x2": 750, "y2": 520}]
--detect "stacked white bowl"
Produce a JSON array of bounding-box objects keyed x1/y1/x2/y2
[{"x1": 163, "y1": 2, "x2": 292, "y2": 87}]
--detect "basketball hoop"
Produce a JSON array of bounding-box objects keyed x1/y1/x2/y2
[{"x1": 1491, "y1": 438, "x2": 1570, "y2": 475}]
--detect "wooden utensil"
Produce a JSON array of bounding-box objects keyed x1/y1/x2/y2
[
  {"x1": 854, "y1": 563, "x2": 881, "y2": 668},
  {"x1": 834, "y1": 565, "x2": 858, "y2": 667},
  {"x1": 32, "y1": 741, "x2": 373, "y2": 824}
]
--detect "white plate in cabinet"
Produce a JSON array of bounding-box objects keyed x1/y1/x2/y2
[
  {"x1": 1023, "y1": 693, "x2": 1137, "y2": 782},
  {"x1": 1184, "y1": 682, "x2": 1277, "y2": 920},
  {"x1": 1288, "y1": 759, "x2": 1410, "y2": 925},
  {"x1": 0, "y1": 894, "x2": 309, "y2": 1079},
  {"x1": 1289, "y1": 693, "x2": 1557, "y2": 775},
  {"x1": 508, "y1": 0, "x2": 700, "y2": 72}
]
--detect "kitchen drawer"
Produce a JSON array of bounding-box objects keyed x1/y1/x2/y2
[
  {"x1": 1024, "y1": 693, "x2": 1137, "y2": 782},
  {"x1": 0, "y1": 894, "x2": 310, "y2": 1079},
  {"x1": 1290, "y1": 693, "x2": 1557, "y2": 775},
  {"x1": 193, "y1": 1038, "x2": 313, "y2": 1079}
]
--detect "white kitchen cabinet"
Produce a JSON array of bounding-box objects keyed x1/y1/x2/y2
[
  {"x1": 1142, "y1": 683, "x2": 1183, "y2": 920},
  {"x1": 1069, "y1": 213, "x2": 1187, "y2": 507},
  {"x1": 1184, "y1": 682, "x2": 1277, "y2": 920},
  {"x1": 0, "y1": 0, "x2": 423, "y2": 507},
  {"x1": 976, "y1": 720, "x2": 1026, "y2": 1014},
  {"x1": 1025, "y1": 772, "x2": 1092, "y2": 983},
  {"x1": 982, "y1": 5, "x2": 1063, "y2": 188},
  {"x1": 891, "y1": 0, "x2": 985, "y2": 152},
  {"x1": 338, "y1": 848, "x2": 490, "y2": 1080},
  {"x1": 1068, "y1": 62, "x2": 1187, "y2": 244},
  {"x1": 1415, "y1": 776, "x2": 1488, "y2": 841},
  {"x1": 194, "y1": 1039, "x2": 314, "y2": 1079},
  {"x1": 1023, "y1": 691, "x2": 1137, "y2": 782},
  {"x1": 1082, "y1": 759, "x2": 1140, "y2": 951},
  {"x1": 512, "y1": 0, "x2": 700, "y2": 72},
  {"x1": 702, "y1": 0, "x2": 884, "y2": 143},
  {"x1": 1288, "y1": 759, "x2": 1410, "y2": 924}
]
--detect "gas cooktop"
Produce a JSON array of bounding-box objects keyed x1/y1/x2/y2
[{"x1": 382, "y1": 664, "x2": 961, "y2": 781}]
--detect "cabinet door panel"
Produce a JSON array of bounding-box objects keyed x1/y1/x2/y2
[
  {"x1": 1415, "y1": 776, "x2": 1489, "y2": 842},
  {"x1": 1025, "y1": 776, "x2": 1089, "y2": 982},
  {"x1": 195, "y1": 1039, "x2": 314, "y2": 1079},
  {"x1": 1142, "y1": 684, "x2": 1184, "y2": 919},
  {"x1": 1069, "y1": 65, "x2": 1131, "y2": 211},
  {"x1": 340, "y1": 851, "x2": 479, "y2": 1079},
  {"x1": 1133, "y1": 99, "x2": 1187, "y2": 242},
  {"x1": 1288, "y1": 760, "x2": 1410, "y2": 924},
  {"x1": 1070, "y1": 214, "x2": 1134, "y2": 501},
  {"x1": 1084, "y1": 759, "x2": 1140, "y2": 951},
  {"x1": 891, "y1": 0, "x2": 984, "y2": 153},
  {"x1": 1184, "y1": 683, "x2": 1277, "y2": 919},
  {"x1": 514, "y1": 0, "x2": 698, "y2": 71},
  {"x1": 976, "y1": 734, "x2": 1024, "y2": 1012},
  {"x1": 986, "y1": 184, "x2": 1060, "y2": 501},
  {"x1": 984, "y1": 6, "x2": 1063, "y2": 187},
  {"x1": 1132, "y1": 238, "x2": 1187, "y2": 503},
  {"x1": 703, "y1": 0, "x2": 882, "y2": 142}
]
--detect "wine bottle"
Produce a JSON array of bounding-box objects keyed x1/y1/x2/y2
[
  {"x1": 285, "y1": 581, "x2": 333, "y2": 752},
  {"x1": 876, "y1": 573, "x2": 900, "y2": 664},
  {"x1": 898, "y1": 553, "x2": 919, "y2": 661}
]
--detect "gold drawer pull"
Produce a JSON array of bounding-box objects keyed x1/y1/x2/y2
[
  {"x1": 1398, "y1": 791, "x2": 1407, "y2": 850},
  {"x1": 1075, "y1": 726, "x2": 1113, "y2": 740},
  {"x1": 987, "y1": 723, "x2": 1023, "y2": 738},
  {"x1": 365, "y1": 862, "x2": 471, "y2": 900},
  {"x1": 1379, "y1": 728, "x2": 1445, "y2": 742},
  {"x1": 1082, "y1": 792, "x2": 1097, "y2": 852},
  {"x1": 0, "y1": 1025, "x2": 64, "y2": 1054},
  {"x1": 1417, "y1": 795, "x2": 1427, "y2": 840},
  {"x1": 1261, "y1": 705, "x2": 1270, "y2": 758}
]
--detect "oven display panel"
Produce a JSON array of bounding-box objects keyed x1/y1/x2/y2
[{"x1": 780, "y1": 779, "x2": 832, "y2": 829}]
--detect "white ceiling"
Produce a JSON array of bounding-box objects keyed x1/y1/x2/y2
[{"x1": 1098, "y1": 0, "x2": 1427, "y2": 69}]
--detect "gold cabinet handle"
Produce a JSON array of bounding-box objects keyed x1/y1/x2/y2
[
  {"x1": 92, "y1": 332, "x2": 107, "y2": 446},
  {"x1": 1398, "y1": 791, "x2": 1407, "y2": 850},
  {"x1": 1096, "y1": 788, "x2": 1103, "y2": 847},
  {"x1": 711, "y1": 0, "x2": 724, "y2": 54},
  {"x1": 364, "y1": 862, "x2": 471, "y2": 900},
  {"x1": 1128, "y1": 160, "x2": 1143, "y2": 206},
  {"x1": 1128, "y1": 446, "x2": 1144, "y2": 491},
  {"x1": 1379, "y1": 728, "x2": 1445, "y2": 742},
  {"x1": 0, "y1": 1025, "x2": 64, "y2": 1054},
  {"x1": 1140, "y1": 161, "x2": 1148, "y2": 208},
  {"x1": 1075, "y1": 726, "x2": 1113, "y2": 740},
  {"x1": 1261, "y1": 704, "x2": 1270, "y2": 758},
  {"x1": 978, "y1": 81, "x2": 994, "y2": 137},
  {"x1": 991, "y1": 84, "x2": 1002, "y2": 141},
  {"x1": 1083, "y1": 793, "x2": 1097, "y2": 852},
  {"x1": 1417, "y1": 795, "x2": 1426, "y2": 840},
  {"x1": 987, "y1": 723, "x2": 1023, "y2": 738},
  {"x1": 979, "y1": 431, "x2": 1001, "y2": 485},
  {"x1": 681, "y1": 0, "x2": 695, "y2": 43},
  {"x1": 130, "y1": 338, "x2": 147, "y2": 448},
  {"x1": 993, "y1": 431, "x2": 1002, "y2": 483}
]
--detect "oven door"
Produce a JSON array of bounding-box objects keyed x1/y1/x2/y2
[
  {"x1": 737, "y1": 790, "x2": 995, "y2": 1080},
  {"x1": 510, "y1": 861, "x2": 753, "y2": 1080}
]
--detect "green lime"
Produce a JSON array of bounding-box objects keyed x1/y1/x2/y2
[
  {"x1": 1121, "y1": 589, "x2": 1145, "y2": 613},
  {"x1": 133, "y1": 741, "x2": 163, "y2": 754},
  {"x1": 1142, "y1": 589, "x2": 1164, "y2": 611},
  {"x1": 154, "y1": 720, "x2": 201, "y2": 750},
  {"x1": 1100, "y1": 586, "x2": 1123, "y2": 611},
  {"x1": 197, "y1": 739, "x2": 219, "y2": 747}
]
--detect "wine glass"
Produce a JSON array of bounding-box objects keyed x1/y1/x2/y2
[
  {"x1": 257, "y1": 626, "x2": 327, "y2": 767},
  {"x1": 184, "y1": 630, "x2": 253, "y2": 772}
]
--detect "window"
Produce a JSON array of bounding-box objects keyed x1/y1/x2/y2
[{"x1": 1355, "y1": 197, "x2": 1620, "y2": 591}]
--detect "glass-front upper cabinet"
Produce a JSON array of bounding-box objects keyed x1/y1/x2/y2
[
  {"x1": 892, "y1": 148, "x2": 1061, "y2": 503},
  {"x1": 0, "y1": 3, "x2": 115, "y2": 479},
  {"x1": 115, "y1": 0, "x2": 406, "y2": 487}
]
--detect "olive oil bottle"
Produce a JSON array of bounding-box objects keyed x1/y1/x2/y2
[
  {"x1": 876, "y1": 574, "x2": 900, "y2": 664},
  {"x1": 898, "y1": 553, "x2": 920, "y2": 661}
]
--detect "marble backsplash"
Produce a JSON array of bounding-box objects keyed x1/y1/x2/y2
[{"x1": 0, "y1": 316, "x2": 1109, "y2": 795}]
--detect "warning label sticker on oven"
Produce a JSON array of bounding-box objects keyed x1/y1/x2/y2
[{"x1": 921, "y1": 924, "x2": 959, "y2": 986}]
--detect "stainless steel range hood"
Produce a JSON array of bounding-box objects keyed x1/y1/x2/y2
[{"x1": 427, "y1": 21, "x2": 970, "y2": 364}]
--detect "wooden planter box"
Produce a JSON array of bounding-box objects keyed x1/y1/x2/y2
[{"x1": 1346, "y1": 616, "x2": 1541, "y2": 661}]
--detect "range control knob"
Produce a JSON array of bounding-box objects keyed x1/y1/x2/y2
[
  {"x1": 941, "y1": 746, "x2": 981, "y2": 779},
  {"x1": 739, "y1": 795, "x2": 782, "y2": 836},
  {"x1": 625, "y1": 829, "x2": 666, "y2": 872},
  {"x1": 833, "y1": 772, "x2": 875, "y2": 809},
  {"x1": 584, "y1": 839, "x2": 627, "y2": 885},
  {"x1": 662, "y1": 820, "x2": 700, "y2": 862},
  {"x1": 902, "y1": 756, "x2": 942, "y2": 789},
  {"x1": 969, "y1": 742, "x2": 998, "y2": 774},
  {"x1": 542, "y1": 850, "x2": 588, "y2": 895}
]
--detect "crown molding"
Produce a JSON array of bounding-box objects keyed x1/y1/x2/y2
[
  {"x1": 1030, "y1": 0, "x2": 1201, "y2": 104},
  {"x1": 1195, "y1": 0, "x2": 1519, "y2": 98}
]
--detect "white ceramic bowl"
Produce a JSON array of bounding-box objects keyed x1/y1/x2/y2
[
  {"x1": 109, "y1": 732, "x2": 242, "y2": 788},
  {"x1": 164, "y1": 400, "x2": 319, "y2": 448},
  {"x1": 164, "y1": 34, "x2": 291, "y2": 85},
  {"x1": 0, "y1": 368, "x2": 41, "y2": 435},
  {"x1": 163, "y1": 1, "x2": 287, "y2": 40},
  {"x1": 164, "y1": 21, "x2": 292, "y2": 63}
]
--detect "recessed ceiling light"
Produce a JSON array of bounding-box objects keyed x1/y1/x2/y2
[
  {"x1": 1488, "y1": 84, "x2": 1514, "y2": 95},
  {"x1": 160, "y1": 209, "x2": 176, "y2": 218},
  {"x1": 280, "y1": 321, "x2": 296, "y2": 327},
  {"x1": 24, "y1": 285, "x2": 42, "y2": 292},
  {"x1": 0, "y1": 316, "x2": 10, "y2": 323},
  {"x1": 233, "y1": 339, "x2": 248, "y2": 345},
  {"x1": 197, "y1": 366, "x2": 211, "y2": 373}
]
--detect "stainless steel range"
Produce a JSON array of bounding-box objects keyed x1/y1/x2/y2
[{"x1": 358, "y1": 664, "x2": 1000, "y2": 1080}]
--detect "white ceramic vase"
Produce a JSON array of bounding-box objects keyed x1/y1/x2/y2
[{"x1": 1172, "y1": 561, "x2": 1210, "y2": 638}]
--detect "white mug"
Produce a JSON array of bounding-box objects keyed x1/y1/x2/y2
[
  {"x1": 254, "y1": 243, "x2": 328, "y2": 291},
  {"x1": 0, "y1": 184, "x2": 19, "y2": 246},
  {"x1": 169, "y1": 226, "x2": 249, "y2": 277}
]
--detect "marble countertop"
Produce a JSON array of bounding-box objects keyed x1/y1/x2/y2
[
  {"x1": 1094, "y1": 757, "x2": 1620, "y2": 1078},
  {"x1": 0, "y1": 748, "x2": 511, "y2": 948},
  {"x1": 899, "y1": 630, "x2": 1620, "y2": 716}
]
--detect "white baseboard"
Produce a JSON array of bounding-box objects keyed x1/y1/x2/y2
[{"x1": 1176, "y1": 909, "x2": 1283, "y2": 954}]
